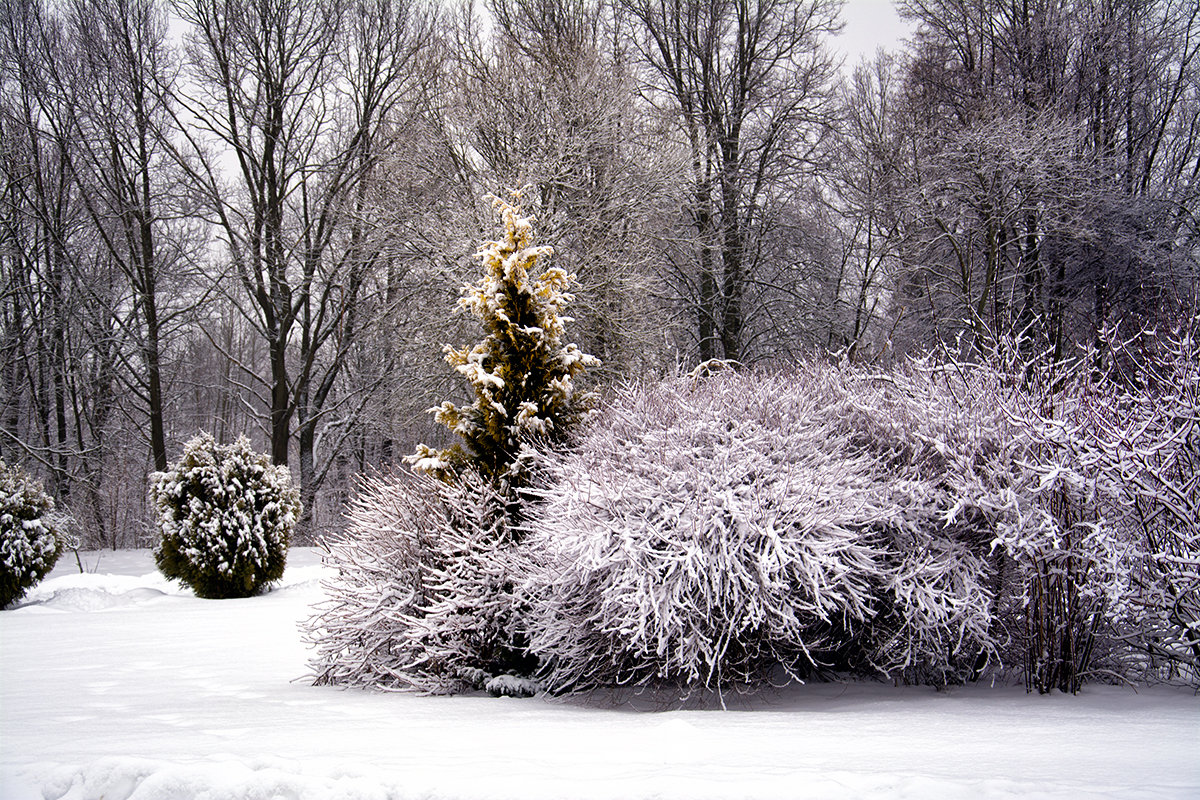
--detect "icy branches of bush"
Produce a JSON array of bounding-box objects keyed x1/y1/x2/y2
[
  {"x1": 306, "y1": 468, "x2": 534, "y2": 694},
  {"x1": 1101, "y1": 322, "x2": 1200, "y2": 679},
  {"x1": 309, "y1": 324, "x2": 1198, "y2": 696},
  {"x1": 521, "y1": 365, "x2": 1006, "y2": 694},
  {"x1": 1012, "y1": 321, "x2": 1200, "y2": 686},
  {"x1": 1, "y1": 459, "x2": 69, "y2": 608},
  {"x1": 150, "y1": 433, "x2": 300, "y2": 599}
]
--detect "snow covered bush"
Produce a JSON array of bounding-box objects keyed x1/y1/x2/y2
[
  {"x1": 150, "y1": 433, "x2": 300, "y2": 599},
  {"x1": 984, "y1": 375, "x2": 1116, "y2": 693},
  {"x1": 1100, "y1": 322, "x2": 1200, "y2": 683},
  {"x1": 310, "y1": 314, "x2": 1197, "y2": 696},
  {"x1": 409, "y1": 189, "x2": 598, "y2": 491},
  {"x1": 838, "y1": 356, "x2": 1114, "y2": 692},
  {"x1": 932, "y1": 320, "x2": 1200, "y2": 692},
  {"x1": 521, "y1": 364, "x2": 1004, "y2": 695},
  {"x1": 308, "y1": 191, "x2": 604, "y2": 695},
  {"x1": 1, "y1": 460, "x2": 68, "y2": 608},
  {"x1": 306, "y1": 468, "x2": 534, "y2": 693},
  {"x1": 831, "y1": 363, "x2": 1022, "y2": 680},
  {"x1": 1006, "y1": 321, "x2": 1200, "y2": 688}
]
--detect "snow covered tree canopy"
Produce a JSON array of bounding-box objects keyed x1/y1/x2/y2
[
  {"x1": 410, "y1": 190, "x2": 599, "y2": 486},
  {"x1": 151, "y1": 433, "x2": 300, "y2": 599},
  {"x1": 0, "y1": 459, "x2": 68, "y2": 608}
]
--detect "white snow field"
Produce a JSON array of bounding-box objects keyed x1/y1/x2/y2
[{"x1": 2, "y1": 551, "x2": 1197, "y2": 800}]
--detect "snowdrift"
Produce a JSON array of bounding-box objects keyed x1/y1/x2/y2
[{"x1": 1, "y1": 551, "x2": 1196, "y2": 800}]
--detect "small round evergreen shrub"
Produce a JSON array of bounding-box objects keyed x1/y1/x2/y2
[
  {"x1": 1, "y1": 459, "x2": 67, "y2": 608},
  {"x1": 150, "y1": 433, "x2": 301, "y2": 599}
]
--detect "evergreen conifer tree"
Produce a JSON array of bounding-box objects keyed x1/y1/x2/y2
[
  {"x1": 410, "y1": 190, "x2": 599, "y2": 488},
  {"x1": 150, "y1": 433, "x2": 300, "y2": 599},
  {"x1": 0, "y1": 460, "x2": 68, "y2": 608}
]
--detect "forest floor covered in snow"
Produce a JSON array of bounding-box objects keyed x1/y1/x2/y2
[{"x1": 1, "y1": 549, "x2": 1197, "y2": 800}]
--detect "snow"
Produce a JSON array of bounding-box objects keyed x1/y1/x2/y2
[
  {"x1": 483, "y1": 674, "x2": 539, "y2": 698},
  {"x1": 2, "y1": 550, "x2": 1198, "y2": 800}
]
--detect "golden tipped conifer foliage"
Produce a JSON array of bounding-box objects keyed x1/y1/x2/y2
[{"x1": 410, "y1": 190, "x2": 599, "y2": 487}]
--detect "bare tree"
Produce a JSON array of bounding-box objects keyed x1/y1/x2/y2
[
  {"x1": 54, "y1": 0, "x2": 198, "y2": 474},
  {"x1": 898, "y1": 113, "x2": 1101, "y2": 355},
  {"x1": 620, "y1": 0, "x2": 841, "y2": 363},
  {"x1": 439, "y1": 0, "x2": 680, "y2": 379},
  {"x1": 890, "y1": 0, "x2": 1199, "y2": 356},
  {"x1": 1, "y1": 0, "x2": 141, "y2": 544},
  {"x1": 172, "y1": 0, "x2": 440, "y2": 532},
  {"x1": 1, "y1": 0, "x2": 82, "y2": 499},
  {"x1": 821, "y1": 52, "x2": 907, "y2": 361}
]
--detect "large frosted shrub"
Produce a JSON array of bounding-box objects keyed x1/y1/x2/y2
[
  {"x1": 521, "y1": 365, "x2": 1003, "y2": 694},
  {"x1": 309, "y1": 336, "x2": 1195, "y2": 696},
  {"x1": 844, "y1": 340, "x2": 1197, "y2": 692},
  {"x1": 977, "y1": 371, "x2": 1116, "y2": 694},
  {"x1": 306, "y1": 468, "x2": 534, "y2": 694},
  {"x1": 150, "y1": 433, "x2": 300, "y2": 599},
  {"x1": 834, "y1": 358, "x2": 1089, "y2": 689},
  {"x1": 1, "y1": 460, "x2": 68, "y2": 608}
]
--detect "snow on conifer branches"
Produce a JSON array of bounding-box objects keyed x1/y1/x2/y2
[
  {"x1": 1, "y1": 460, "x2": 69, "y2": 608},
  {"x1": 310, "y1": 192, "x2": 599, "y2": 697},
  {"x1": 410, "y1": 190, "x2": 599, "y2": 486},
  {"x1": 150, "y1": 434, "x2": 299, "y2": 599}
]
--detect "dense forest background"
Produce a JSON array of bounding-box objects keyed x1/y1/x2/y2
[{"x1": 2, "y1": 0, "x2": 1196, "y2": 545}]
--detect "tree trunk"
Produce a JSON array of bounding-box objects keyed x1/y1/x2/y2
[
  {"x1": 270, "y1": 334, "x2": 291, "y2": 466},
  {"x1": 719, "y1": 138, "x2": 743, "y2": 363},
  {"x1": 695, "y1": 162, "x2": 718, "y2": 362},
  {"x1": 297, "y1": 410, "x2": 317, "y2": 537},
  {"x1": 137, "y1": 103, "x2": 168, "y2": 473}
]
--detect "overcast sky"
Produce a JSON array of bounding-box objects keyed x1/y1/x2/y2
[{"x1": 835, "y1": 0, "x2": 914, "y2": 65}]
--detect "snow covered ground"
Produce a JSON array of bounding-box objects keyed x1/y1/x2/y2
[{"x1": 2, "y1": 550, "x2": 1197, "y2": 800}]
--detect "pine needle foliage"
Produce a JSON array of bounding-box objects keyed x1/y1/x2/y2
[
  {"x1": 150, "y1": 433, "x2": 300, "y2": 599},
  {"x1": 410, "y1": 190, "x2": 599, "y2": 488},
  {"x1": 0, "y1": 460, "x2": 68, "y2": 608}
]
